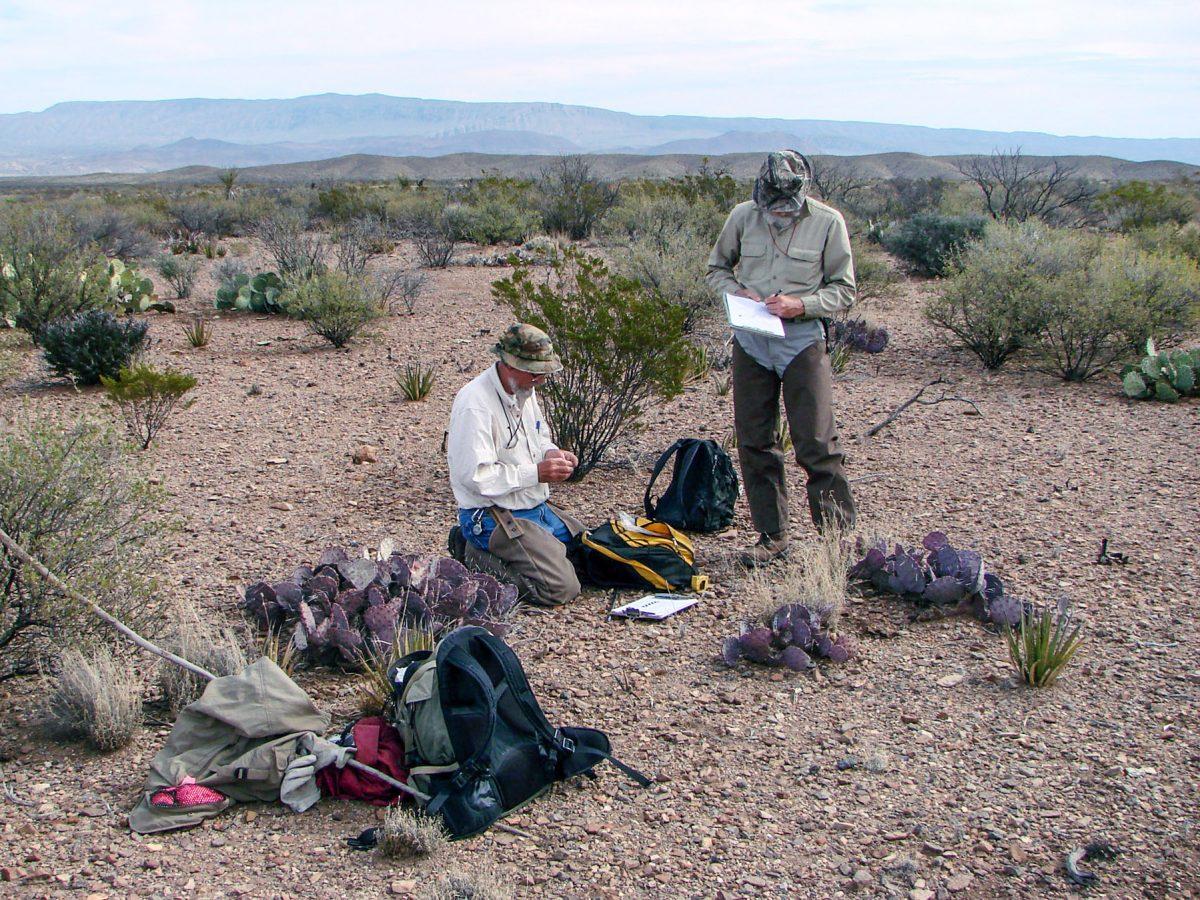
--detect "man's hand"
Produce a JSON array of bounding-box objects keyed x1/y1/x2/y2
[
  {"x1": 764, "y1": 293, "x2": 807, "y2": 319},
  {"x1": 537, "y1": 456, "x2": 575, "y2": 483},
  {"x1": 544, "y1": 448, "x2": 579, "y2": 468},
  {"x1": 731, "y1": 286, "x2": 763, "y2": 302}
]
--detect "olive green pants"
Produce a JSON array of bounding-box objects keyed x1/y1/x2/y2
[
  {"x1": 732, "y1": 340, "x2": 856, "y2": 534},
  {"x1": 461, "y1": 504, "x2": 584, "y2": 607}
]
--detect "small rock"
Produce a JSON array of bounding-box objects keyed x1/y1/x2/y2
[
  {"x1": 353, "y1": 445, "x2": 379, "y2": 464},
  {"x1": 946, "y1": 872, "x2": 974, "y2": 892},
  {"x1": 390, "y1": 880, "x2": 416, "y2": 895},
  {"x1": 910, "y1": 891, "x2": 934, "y2": 900},
  {"x1": 937, "y1": 673, "x2": 964, "y2": 687},
  {"x1": 269, "y1": 501, "x2": 294, "y2": 511},
  {"x1": 210, "y1": 836, "x2": 227, "y2": 848},
  {"x1": 853, "y1": 868, "x2": 872, "y2": 885},
  {"x1": 865, "y1": 752, "x2": 891, "y2": 774},
  {"x1": 837, "y1": 757, "x2": 859, "y2": 771},
  {"x1": 901, "y1": 713, "x2": 920, "y2": 724}
]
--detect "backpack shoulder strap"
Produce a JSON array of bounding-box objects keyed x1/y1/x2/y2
[{"x1": 643, "y1": 438, "x2": 689, "y2": 517}]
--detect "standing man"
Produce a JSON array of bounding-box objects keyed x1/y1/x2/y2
[
  {"x1": 446, "y1": 323, "x2": 585, "y2": 606},
  {"x1": 706, "y1": 150, "x2": 857, "y2": 567}
]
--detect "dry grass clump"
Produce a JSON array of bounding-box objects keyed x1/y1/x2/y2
[
  {"x1": 418, "y1": 864, "x2": 513, "y2": 900},
  {"x1": 356, "y1": 626, "x2": 435, "y2": 717},
  {"x1": 747, "y1": 524, "x2": 854, "y2": 625},
  {"x1": 45, "y1": 646, "x2": 143, "y2": 751},
  {"x1": 157, "y1": 604, "x2": 248, "y2": 714},
  {"x1": 378, "y1": 805, "x2": 449, "y2": 861}
]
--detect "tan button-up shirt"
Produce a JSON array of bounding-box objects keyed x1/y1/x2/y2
[{"x1": 706, "y1": 197, "x2": 856, "y2": 375}]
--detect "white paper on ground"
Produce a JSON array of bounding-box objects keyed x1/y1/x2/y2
[
  {"x1": 610, "y1": 593, "x2": 700, "y2": 620},
  {"x1": 724, "y1": 293, "x2": 785, "y2": 337}
]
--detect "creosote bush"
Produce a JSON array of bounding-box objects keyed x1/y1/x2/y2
[
  {"x1": 536, "y1": 156, "x2": 619, "y2": 240},
  {"x1": 285, "y1": 271, "x2": 384, "y2": 348},
  {"x1": 0, "y1": 415, "x2": 161, "y2": 680},
  {"x1": 378, "y1": 806, "x2": 448, "y2": 861},
  {"x1": 881, "y1": 213, "x2": 987, "y2": 276},
  {"x1": 40, "y1": 309, "x2": 149, "y2": 385},
  {"x1": 492, "y1": 248, "x2": 697, "y2": 479},
  {"x1": 45, "y1": 646, "x2": 143, "y2": 751},
  {"x1": 101, "y1": 363, "x2": 198, "y2": 449}
]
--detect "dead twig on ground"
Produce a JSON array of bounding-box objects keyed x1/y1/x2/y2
[
  {"x1": 1, "y1": 764, "x2": 35, "y2": 807},
  {"x1": 863, "y1": 377, "x2": 981, "y2": 438}
]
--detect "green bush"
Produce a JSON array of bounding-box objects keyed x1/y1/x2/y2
[
  {"x1": 155, "y1": 253, "x2": 199, "y2": 299},
  {"x1": 285, "y1": 271, "x2": 384, "y2": 348},
  {"x1": 166, "y1": 197, "x2": 236, "y2": 239},
  {"x1": 492, "y1": 248, "x2": 696, "y2": 479},
  {"x1": 882, "y1": 213, "x2": 987, "y2": 276},
  {"x1": 40, "y1": 309, "x2": 149, "y2": 385},
  {"x1": 852, "y1": 243, "x2": 900, "y2": 306},
  {"x1": 611, "y1": 223, "x2": 715, "y2": 333},
  {"x1": 1096, "y1": 181, "x2": 1194, "y2": 232},
  {"x1": 536, "y1": 156, "x2": 619, "y2": 240},
  {"x1": 600, "y1": 192, "x2": 725, "y2": 246},
  {"x1": 1129, "y1": 222, "x2": 1200, "y2": 266},
  {"x1": 924, "y1": 221, "x2": 1066, "y2": 369},
  {"x1": 446, "y1": 199, "x2": 540, "y2": 245},
  {"x1": 101, "y1": 363, "x2": 197, "y2": 450},
  {"x1": 927, "y1": 222, "x2": 1200, "y2": 377},
  {"x1": 0, "y1": 414, "x2": 162, "y2": 680},
  {"x1": 0, "y1": 208, "x2": 113, "y2": 342}
]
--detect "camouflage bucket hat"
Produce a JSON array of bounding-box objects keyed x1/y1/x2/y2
[
  {"x1": 752, "y1": 150, "x2": 813, "y2": 214},
  {"x1": 493, "y1": 323, "x2": 563, "y2": 374}
]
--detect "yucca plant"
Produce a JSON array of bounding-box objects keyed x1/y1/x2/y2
[
  {"x1": 261, "y1": 626, "x2": 297, "y2": 676},
  {"x1": 681, "y1": 345, "x2": 710, "y2": 386},
  {"x1": 355, "y1": 625, "x2": 435, "y2": 717},
  {"x1": 775, "y1": 418, "x2": 794, "y2": 453},
  {"x1": 1004, "y1": 600, "x2": 1085, "y2": 688},
  {"x1": 396, "y1": 362, "x2": 436, "y2": 401},
  {"x1": 182, "y1": 315, "x2": 212, "y2": 348},
  {"x1": 712, "y1": 371, "x2": 732, "y2": 396}
]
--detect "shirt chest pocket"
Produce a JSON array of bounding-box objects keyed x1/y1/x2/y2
[
  {"x1": 784, "y1": 246, "x2": 822, "y2": 283},
  {"x1": 737, "y1": 240, "x2": 769, "y2": 281}
]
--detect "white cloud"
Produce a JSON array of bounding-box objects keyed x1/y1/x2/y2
[{"x1": 0, "y1": 0, "x2": 1196, "y2": 137}]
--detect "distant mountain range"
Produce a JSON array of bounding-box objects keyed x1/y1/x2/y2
[{"x1": 1, "y1": 93, "x2": 1198, "y2": 177}]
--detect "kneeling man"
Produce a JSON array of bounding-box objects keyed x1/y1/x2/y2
[{"x1": 446, "y1": 323, "x2": 584, "y2": 606}]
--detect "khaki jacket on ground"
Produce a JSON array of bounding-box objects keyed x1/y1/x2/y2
[
  {"x1": 706, "y1": 197, "x2": 856, "y2": 319},
  {"x1": 128, "y1": 658, "x2": 331, "y2": 834}
]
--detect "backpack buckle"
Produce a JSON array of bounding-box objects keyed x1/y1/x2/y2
[{"x1": 554, "y1": 729, "x2": 576, "y2": 753}]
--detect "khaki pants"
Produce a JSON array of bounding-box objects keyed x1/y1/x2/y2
[
  {"x1": 733, "y1": 340, "x2": 856, "y2": 534},
  {"x1": 462, "y1": 504, "x2": 584, "y2": 607}
]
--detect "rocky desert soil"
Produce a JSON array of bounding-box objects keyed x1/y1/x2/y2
[{"x1": 0, "y1": 240, "x2": 1197, "y2": 899}]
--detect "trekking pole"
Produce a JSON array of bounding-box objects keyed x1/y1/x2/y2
[{"x1": 0, "y1": 526, "x2": 535, "y2": 842}]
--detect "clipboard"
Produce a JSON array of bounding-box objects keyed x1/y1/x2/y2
[{"x1": 723, "y1": 293, "x2": 785, "y2": 337}]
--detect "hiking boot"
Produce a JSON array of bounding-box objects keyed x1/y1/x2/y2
[
  {"x1": 739, "y1": 532, "x2": 790, "y2": 568},
  {"x1": 447, "y1": 525, "x2": 467, "y2": 563}
]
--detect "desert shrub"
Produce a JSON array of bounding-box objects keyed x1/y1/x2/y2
[
  {"x1": 0, "y1": 208, "x2": 113, "y2": 342},
  {"x1": 536, "y1": 156, "x2": 620, "y2": 239},
  {"x1": 1005, "y1": 600, "x2": 1085, "y2": 688},
  {"x1": 257, "y1": 209, "x2": 328, "y2": 281},
  {"x1": 1122, "y1": 339, "x2": 1199, "y2": 402},
  {"x1": 1096, "y1": 181, "x2": 1194, "y2": 232},
  {"x1": 314, "y1": 184, "x2": 391, "y2": 224},
  {"x1": 885, "y1": 177, "x2": 952, "y2": 219},
  {"x1": 1129, "y1": 222, "x2": 1200, "y2": 266},
  {"x1": 0, "y1": 415, "x2": 161, "y2": 680},
  {"x1": 1031, "y1": 240, "x2": 1200, "y2": 381},
  {"x1": 166, "y1": 197, "x2": 235, "y2": 239},
  {"x1": 882, "y1": 213, "x2": 987, "y2": 276},
  {"x1": 65, "y1": 199, "x2": 155, "y2": 260},
  {"x1": 924, "y1": 221, "x2": 1066, "y2": 369},
  {"x1": 157, "y1": 606, "x2": 248, "y2": 714},
  {"x1": 285, "y1": 271, "x2": 383, "y2": 348},
  {"x1": 385, "y1": 269, "x2": 426, "y2": 315},
  {"x1": 333, "y1": 217, "x2": 393, "y2": 276},
  {"x1": 446, "y1": 199, "x2": 540, "y2": 245},
  {"x1": 378, "y1": 806, "x2": 448, "y2": 860},
  {"x1": 852, "y1": 243, "x2": 900, "y2": 305},
  {"x1": 492, "y1": 248, "x2": 696, "y2": 479},
  {"x1": 182, "y1": 315, "x2": 213, "y2": 348},
  {"x1": 45, "y1": 646, "x2": 143, "y2": 750},
  {"x1": 40, "y1": 309, "x2": 149, "y2": 385},
  {"x1": 406, "y1": 203, "x2": 458, "y2": 268},
  {"x1": 155, "y1": 253, "x2": 200, "y2": 299},
  {"x1": 101, "y1": 363, "x2": 198, "y2": 449},
  {"x1": 613, "y1": 225, "x2": 715, "y2": 332},
  {"x1": 419, "y1": 867, "x2": 513, "y2": 900}
]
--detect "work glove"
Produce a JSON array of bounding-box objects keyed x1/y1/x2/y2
[
  {"x1": 279, "y1": 752, "x2": 320, "y2": 813},
  {"x1": 302, "y1": 734, "x2": 356, "y2": 771}
]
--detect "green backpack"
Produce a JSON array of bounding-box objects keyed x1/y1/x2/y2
[{"x1": 391, "y1": 626, "x2": 650, "y2": 839}]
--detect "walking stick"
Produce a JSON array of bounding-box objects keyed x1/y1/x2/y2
[{"x1": 0, "y1": 526, "x2": 536, "y2": 840}]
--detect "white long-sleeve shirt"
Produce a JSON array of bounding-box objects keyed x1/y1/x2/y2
[{"x1": 447, "y1": 364, "x2": 558, "y2": 510}]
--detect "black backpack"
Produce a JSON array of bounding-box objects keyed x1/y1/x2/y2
[
  {"x1": 391, "y1": 626, "x2": 650, "y2": 839},
  {"x1": 644, "y1": 438, "x2": 739, "y2": 533}
]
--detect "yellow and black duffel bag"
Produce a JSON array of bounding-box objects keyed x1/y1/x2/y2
[{"x1": 580, "y1": 514, "x2": 709, "y2": 593}]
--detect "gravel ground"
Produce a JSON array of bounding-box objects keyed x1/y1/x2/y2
[{"x1": 0, "y1": 242, "x2": 1197, "y2": 899}]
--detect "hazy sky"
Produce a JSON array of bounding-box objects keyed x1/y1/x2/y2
[{"x1": 1, "y1": 0, "x2": 1197, "y2": 138}]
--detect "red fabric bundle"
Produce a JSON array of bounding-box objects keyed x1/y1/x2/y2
[{"x1": 317, "y1": 716, "x2": 410, "y2": 806}]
